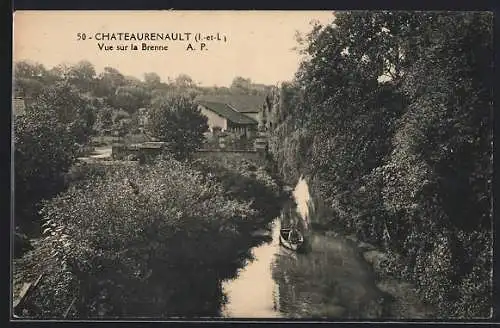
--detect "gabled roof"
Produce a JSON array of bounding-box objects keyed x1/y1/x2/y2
[
  {"x1": 198, "y1": 101, "x2": 257, "y2": 125},
  {"x1": 195, "y1": 94, "x2": 266, "y2": 113}
]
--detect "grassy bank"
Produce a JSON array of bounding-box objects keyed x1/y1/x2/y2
[{"x1": 13, "y1": 154, "x2": 284, "y2": 319}]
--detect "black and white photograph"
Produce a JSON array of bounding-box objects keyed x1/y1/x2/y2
[{"x1": 11, "y1": 10, "x2": 493, "y2": 321}]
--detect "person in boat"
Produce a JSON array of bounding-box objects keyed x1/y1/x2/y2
[
  {"x1": 280, "y1": 200, "x2": 304, "y2": 244},
  {"x1": 287, "y1": 226, "x2": 302, "y2": 244}
]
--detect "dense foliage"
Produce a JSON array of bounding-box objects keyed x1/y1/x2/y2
[
  {"x1": 13, "y1": 55, "x2": 279, "y2": 318},
  {"x1": 31, "y1": 81, "x2": 97, "y2": 145},
  {"x1": 192, "y1": 153, "x2": 284, "y2": 228},
  {"x1": 268, "y1": 11, "x2": 492, "y2": 318},
  {"x1": 14, "y1": 109, "x2": 79, "y2": 233},
  {"x1": 14, "y1": 68, "x2": 103, "y2": 237},
  {"x1": 25, "y1": 155, "x2": 281, "y2": 318},
  {"x1": 14, "y1": 59, "x2": 272, "y2": 238},
  {"x1": 146, "y1": 95, "x2": 208, "y2": 159},
  {"x1": 14, "y1": 60, "x2": 271, "y2": 138}
]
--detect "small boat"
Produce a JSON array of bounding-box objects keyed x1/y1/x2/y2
[
  {"x1": 279, "y1": 227, "x2": 305, "y2": 251},
  {"x1": 278, "y1": 198, "x2": 310, "y2": 253}
]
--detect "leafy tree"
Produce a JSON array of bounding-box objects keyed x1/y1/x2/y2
[
  {"x1": 14, "y1": 61, "x2": 47, "y2": 79},
  {"x1": 13, "y1": 61, "x2": 49, "y2": 100},
  {"x1": 94, "y1": 66, "x2": 127, "y2": 100},
  {"x1": 230, "y1": 76, "x2": 252, "y2": 94},
  {"x1": 268, "y1": 11, "x2": 493, "y2": 318},
  {"x1": 204, "y1": 85, "x2": 232, "y2": 95},
  {"x1": 380, "y1": 12, "x2": 493, "y2": 316},
  {"x1": 144, "y1": 72, "x2": 162, "y2": 88},
  {"x1": 113, "y1": 85, "x2": 151, "y2": 114},
  {"x1": 66, "y1": 60, "x2": 97, "y2": 93},
  {"x1": 32, "y1": 81, "x2": 97, "y2": 144},
  {"x1": 174, "y1": 74, "x2": 195, "y2": 89},
  {"x1": 146, "y1": 94, "x2": 208, "y2": 159},
  {"x1": 113, "y1": 119, "x2": 130, "y2": 139},
  {"x1": 98, "y1": 107, "x2": 114, "y2": 132},
  {"x1": 14, "y1": 109, "x2": 78, "y2": 234}
]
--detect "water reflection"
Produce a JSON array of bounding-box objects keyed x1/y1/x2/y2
[
  {"x1": 218, "y1": 175, "x2": 434, "y2": 319},
  {"x1": 271, "y1": 232, "x2": 386, "y2": 319},
  {"x1": 220, "y1": 176, "x2": 390, "y2": 319},
  {"x1": 221, "y1": 218, "x2": 387, "y2": 319},
  {"x1": 221, "y1": 220, "x2": 282, "y2": 318}
]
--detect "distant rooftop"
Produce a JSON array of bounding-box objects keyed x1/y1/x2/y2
[
  {"x1": 198, "y1": 101, "x2": 257, "y2": 125},
  {"x1": 195, "y1": 94, "x2": 266, "y2": 113}
]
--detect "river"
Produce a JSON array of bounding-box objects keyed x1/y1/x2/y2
[
  {"x1": 220, "y1": 219, "x2": 283, "y2": 318},
  {"x1": 219, "y1": 176, "x2": 433, "y2": 319},
  {"x1": 220, "y1": 217, "x2": 388, "y2": 319}
]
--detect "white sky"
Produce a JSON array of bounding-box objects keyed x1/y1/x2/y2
[{"x1": 13, "y1": 11, "x2": 335, "y2": 87}]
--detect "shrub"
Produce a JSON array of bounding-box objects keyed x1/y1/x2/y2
[
  {"x1": 192, "y1": 154, "x2": 284, "y2": 229},
  {"x1": 63, "y1": 162, "x2": 110, "y2": 188},
  {"x1": 97, "y1": 107, "x2": 113, "y2": 133},
  {"x1": 14, "y1": 109, "x2": 78, "y2": 234},
  {"x1": 37, "y1": 157, "x2": 259, "y2": 318}
]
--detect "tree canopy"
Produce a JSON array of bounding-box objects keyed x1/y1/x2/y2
[
  {"x1": 146, "y1": 94, "x2": 208, "y2": 159},
  {"x1": 268, "y1": 11, "x2": 493, "y2": 318}
]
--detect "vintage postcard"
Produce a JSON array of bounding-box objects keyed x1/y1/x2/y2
[{"x1": 12, "y1": 10, "x2": 493, "y2": 321}]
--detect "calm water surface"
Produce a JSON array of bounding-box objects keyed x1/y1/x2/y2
[
  {"x1": 221, "y1": 219, "x2": 283, "y2": 318},
  {"x1": 219, "y1": 177, "x2": 431, "y2": 319},
  {"x1": 220, "y1": 217, "x2": 387, "y2": 319}
]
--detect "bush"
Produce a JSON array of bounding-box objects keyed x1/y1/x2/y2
[
  {"x1": 192, "y1": 154, "x2": 284, "y2": 228},
  {"x1": 96, "y1": 107, "x2": 113, "y2": 133},
  {"x1": 14, "y1": 109, "x2": 78, "y2": 234},
  {"x1": 146, "y1": 95, "x2": 208, "y2": 159},
  {"x1": 36, "y1": 157, "x2": 265, "y2": 318},
  {"x1": 63, "y1": 162, "x2": 109, "y2": 188}
]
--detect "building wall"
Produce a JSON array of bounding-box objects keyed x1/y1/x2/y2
[
  {"x1": 227, "y1": 121, "x2": 258, "y2": 138},
  {"x1": 199, "y1": 105, "x2": 228, "y2": 131},
  {"x1": 13, "y1": 98, "x2": 26, "y2": 116}
]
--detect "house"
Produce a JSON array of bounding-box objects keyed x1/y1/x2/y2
[
  {"x1": 197, "y1": 100, "x2": 257, "y2": 136},
  {"x1": 195, "y1": 94, "x2": 266, "y2": 122},
  {"x1": 196, "y1": 95, "x2": 264, "y2": 137},
  {"x1": 13, "y1": 97, "x2": 27, "y2": 116}
]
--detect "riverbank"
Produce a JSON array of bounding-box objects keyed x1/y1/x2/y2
[
  {"x1": 309, "y1": 227, "x2": 436, "y2": 319},
  {"x1": 279, "y1": 176, "x2": 435, "y2": 319},
  {"x1": 222, "y1": 215, "x2": 421, "y2": 319},
  {"x1": 217, "y1": 178, "x2": 403, "y2": 319}
]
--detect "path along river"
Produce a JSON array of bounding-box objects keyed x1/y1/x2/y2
[{"x1": 220, "y1": 177, "x2": 434, "y2": 319}]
